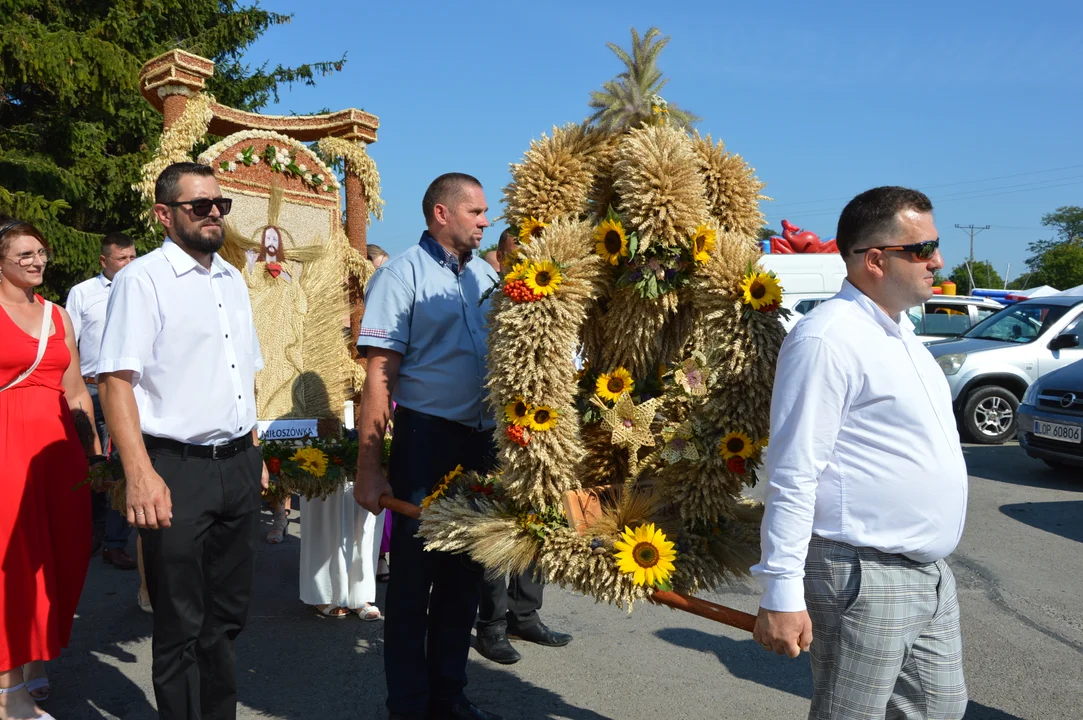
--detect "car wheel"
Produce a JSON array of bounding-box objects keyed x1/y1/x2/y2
[{"x1": 962, "y1": 386, "x2": 1019, "y2": 444}]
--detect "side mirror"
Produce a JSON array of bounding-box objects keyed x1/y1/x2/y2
[{"x1": 1049, "y1": 333, "x2": 1080, "y2": 351}]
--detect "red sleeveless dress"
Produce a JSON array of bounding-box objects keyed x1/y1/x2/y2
[{"x1": 0, "y1": 296, "x2": 91, "y2": 670}]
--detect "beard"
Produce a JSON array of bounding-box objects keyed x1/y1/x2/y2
[{"x1": 175, "y1": 220, "x2": 224, "y2": 254}]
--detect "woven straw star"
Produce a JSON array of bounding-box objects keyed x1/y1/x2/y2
[{"x1": 597, "y1": 395, "x2": 662, "y2": 463}]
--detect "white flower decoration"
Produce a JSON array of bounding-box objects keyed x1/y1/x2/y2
[
  {"x1": 298, "y1": 163, "x2": 307, "y2": 172},
  {"x1": 227, "y1": 161, "x2": 237, "y2": 172}
]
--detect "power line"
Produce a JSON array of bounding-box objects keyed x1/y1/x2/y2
[
  {"x1": 767, "y1": 178, "x2": 1083, "y2": 222},
  {"x1": 769, "y1": 163, "x2": 1083, "y2": 209},
  {"x1": 956, "y1": 224, "x2": 990, "y2": 264}
]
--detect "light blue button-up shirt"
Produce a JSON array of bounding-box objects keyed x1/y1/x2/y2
[{"x1": 357, "y1": 232, "x2": 499, "y2": 430}]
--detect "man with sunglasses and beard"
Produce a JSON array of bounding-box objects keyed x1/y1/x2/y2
[
  {"x1": 97, "y1": 162, "x2": 268, "y2": 720},
  {"x1": 751, "y1": 187, "x2": 969, "y2": 719}
]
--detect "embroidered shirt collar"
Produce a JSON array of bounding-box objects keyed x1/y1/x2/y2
[
  {"x1": 419, "y1": 231, "x2": 471, "y2": 274},
  {"x1": 161, "y1": 238, "x2": 229, "y2": 277},
  {"x1": 837, "y1": 279, "x2": 914, "y2": 337}
]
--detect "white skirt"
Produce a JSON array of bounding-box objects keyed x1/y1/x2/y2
[{"x1": 298, "y1": 482, "x2": 385, "y2": 608}]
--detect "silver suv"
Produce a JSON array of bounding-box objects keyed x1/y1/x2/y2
[{"x1": 926, "y1": 295, "x2": 1083, "y2": 444}]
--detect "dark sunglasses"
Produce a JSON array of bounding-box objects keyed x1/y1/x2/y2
[
  {"x1": 162, "y1": 197, "x2": 233, "y2": 218},
  {"x1": 853, "y1": 238, "x2": 939, "y2": 261}
]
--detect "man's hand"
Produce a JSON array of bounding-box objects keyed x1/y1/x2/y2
[
  {"x1": 126, "y1": 464, "x2": 173, "y2": 530},
  {"x1": 260, "y1": 461, "x2": 270, "y2": 490},
  {"x1": 753, "y1": 607, "x2": 813, "y2": 658},
  {"x1": 353, "y1": 464, "x2": 392, "y2": 515}
]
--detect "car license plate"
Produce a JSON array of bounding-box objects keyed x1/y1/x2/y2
[{"x1": 1033, "y1": 420, "x2": 1082, "y2": 444}]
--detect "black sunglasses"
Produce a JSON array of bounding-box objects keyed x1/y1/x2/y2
[
  {"x1": 853, "y1": 238, "x2": 939, "y2": 261},
  {"x1": 162, "y1": 197, "x2": 233, "y2": 218}
]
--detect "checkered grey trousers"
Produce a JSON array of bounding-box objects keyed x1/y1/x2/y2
[{"x1": 804, "y1": 536, "x2": 968, "y2": 719}]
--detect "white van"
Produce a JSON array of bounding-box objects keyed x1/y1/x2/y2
[{"x1": 759, "y1": 253, "x2": 847, "y2": 331}]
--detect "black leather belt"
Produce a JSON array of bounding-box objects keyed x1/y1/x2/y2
[{"x1": 143, "y1": 433, "x2": 253, "y2": 460}]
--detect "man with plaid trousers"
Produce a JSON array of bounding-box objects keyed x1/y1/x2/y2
[{"x1": 752, "y1": 186, "x2": 970, "y2": 719}]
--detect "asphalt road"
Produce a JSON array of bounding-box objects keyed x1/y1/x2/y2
[{"x1": 44, "y1": 442, "x2": 1082, "y2": 719}]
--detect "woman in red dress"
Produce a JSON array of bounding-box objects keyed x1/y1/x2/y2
[{"x1": 0, "y1": 216, "x2": 98, "y2": 720}]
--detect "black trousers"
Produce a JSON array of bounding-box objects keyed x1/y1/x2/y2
[
  {"x1": 384, "y1": 406, "x2": 497, "y2": 717},
  {"x1": 140, "y1": 441, "x2": 263, "y2": 720},
  {"x1": 89, "y1": 383, "x2": 132, "y2": 549},
  {"x1": 477, "y1": 564, "x2": 544, "y2": 634}
]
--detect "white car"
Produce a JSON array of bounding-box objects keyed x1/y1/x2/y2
[
  {"x1": 780, "y1": 292, "x2": 835, "y2": 332},
  {"x1": 782, "y1": 294, "x2": 1003, "y2": 339},
  {"x1": 906, "y1": 295, "x2": 1004, "y2": 343}
]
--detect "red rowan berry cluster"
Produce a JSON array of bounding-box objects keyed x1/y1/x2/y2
[
  {"x1": 726, "y1": 456, "x2": 747, "y2": 474},
  {"x1": 757, "y1": 302, "x2": 779, "y2": 313},
  {"x1": 503, "y1": 279, "x2": 541, "y2": 303},
  {"x1": 506, "y1": 424, "x2": 529, "y2": 446}
]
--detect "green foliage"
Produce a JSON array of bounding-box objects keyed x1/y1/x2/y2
[
  {"x1": 1022, "y1": 206, "x2": 1083, "y2": 290},
  {"x1": 0, "y1": 1, "x2": 344, "y2": 299},
  {"x1": 756, "y1": 226, "x2": 779, "y2": 241},
  {"x1": 948, "y1": 260, "x2": 1003, "y2": 295},
  {"x1": 1027, "y1": 241, "x2": 1083, "y2": 291},
  {"x1": 587, "y1": 27, "x2": 699, "y2": 132}
]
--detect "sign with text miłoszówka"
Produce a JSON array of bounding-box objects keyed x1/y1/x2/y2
[{"x1": 257, "y1": 419, "x2": 318, "y2": 441}]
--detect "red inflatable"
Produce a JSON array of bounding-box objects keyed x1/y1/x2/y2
[{"x1": 770, "y1": 219, "x2": 839, "y2": 254}]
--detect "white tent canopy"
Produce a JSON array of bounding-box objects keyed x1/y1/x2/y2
[
  {"x1": 1012, "y1": 285, "x2": 1060, "y2": 298},
  {"x1": 1058, "y1": 284, "x2": 1083, "y2": 296}
]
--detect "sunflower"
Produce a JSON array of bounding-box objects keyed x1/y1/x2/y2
[
  {"x1": 740, "y1": 271, "x2": 783, "y2": 311},
  {"x1": 526, "y1": 405, "x2": 558, "y2": 432},
  {"x1": 613, "y1": 523, "x2": 677, "y2": 588},
  {"x1": 691, "y1": 224, "x2": 716, "y2": 264},
  {"x1": 523, "y1": 261, "x2": 562, "y2": 297},
  {"x1": 593, "y1": 218, "x2": 628, "y2": 265},
  {"x1": 718, "y1": 431, "x2": 755, "y2": 459},
  {"x1": 504, "y1": 396, "x2": 532, "y2": 426},
  {"x1": 290, "y1": 447, "x2": 328, "y2": 478},
  {"x1": 422, "y1": 464, "x2": 463, "y2": 509},
  {"x1": 505, "y1": 261, "x2": 528, "y2": 281},
  {"x1": 518, "y1": 217, "x2": 548, "y2": 244},
  {"x1": 595, "y1": 367, "x2": 634, "y2": 402}
]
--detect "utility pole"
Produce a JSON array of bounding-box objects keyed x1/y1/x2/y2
[{"x1": 955, "y1": 224, "x2": 990, "y2": 265}]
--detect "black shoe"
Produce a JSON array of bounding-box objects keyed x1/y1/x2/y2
[
  {"x1": 507, "y1": 621, "x2": 572, "y2": 647},
  {"x1": 431, "y1": 700, "x2": 503, "y2": 720},
  {"x1": 473, "y1": 630, "x2": 521, "y2": 664}
]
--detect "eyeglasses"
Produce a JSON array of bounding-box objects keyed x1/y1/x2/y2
[
  {"x1": 161, "y1": 197, "x2": 233, "y2": 218},
  {"x1": 853, "y1": 238, "x2": 940, "y2": 261},
  {"x1": 4, "y1": 248, "x2": 51, "y2": 267}
]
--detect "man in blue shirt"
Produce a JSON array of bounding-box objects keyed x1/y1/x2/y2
[{"x1": 354, "y1": 173, "x2": 502, "y2": 720}]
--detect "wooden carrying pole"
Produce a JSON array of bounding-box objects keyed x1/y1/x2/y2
[{"x1": 377, "y1": 495, "x2": 756, "y2": 633}]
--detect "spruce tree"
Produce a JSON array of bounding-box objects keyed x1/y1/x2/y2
[{"x1": 0, "y1": 0, "x2": 344, "y2": 298}]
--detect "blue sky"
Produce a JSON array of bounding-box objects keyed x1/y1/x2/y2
[{"x1": 242, "y1": 0, "x2": 1082, "y2": 287}]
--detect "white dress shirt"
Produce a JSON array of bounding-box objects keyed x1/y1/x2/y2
[
  {"x1": 751, "y1": 280, "x2": 968, "y2": 612},
  {"x1": 97, "y1": 239, "x2": 263, "y2": 445},
  {"x1": 65, "y1": 274, "x2": 112, "y2": 378}
]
